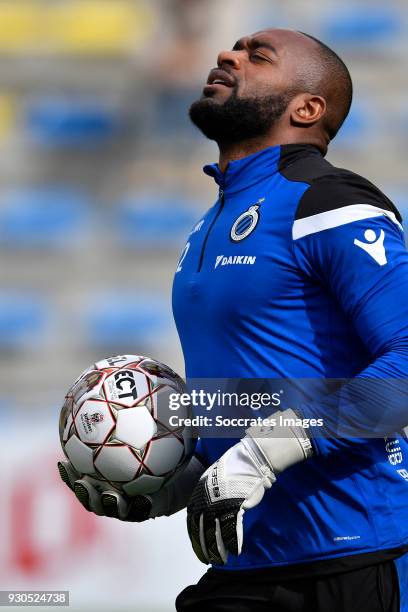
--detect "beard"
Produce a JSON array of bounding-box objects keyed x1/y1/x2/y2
[{"x1": 189, "y1": 89, "x2": 294, "y2": 143}]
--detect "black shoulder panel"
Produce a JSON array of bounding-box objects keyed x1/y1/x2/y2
[{"x1": 279, "y1": 144, "x2": 402, "y2": 223}]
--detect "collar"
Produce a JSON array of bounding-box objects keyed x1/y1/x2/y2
[{"x1": 203, "y1": 143, "x2": 323, "y2": 194}]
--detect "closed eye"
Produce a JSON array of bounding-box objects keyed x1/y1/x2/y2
[{"x1": 250, "y1": 51, "x2": 274, "y2": 64}]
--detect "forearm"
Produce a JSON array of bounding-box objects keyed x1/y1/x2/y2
[{"x1": 298, "y1": 344, "x2": 408, "y2": 457}]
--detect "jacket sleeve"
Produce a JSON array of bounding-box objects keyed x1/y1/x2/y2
[{"x1": 292, "y1": 176, "x2": 408, "y2": 456}]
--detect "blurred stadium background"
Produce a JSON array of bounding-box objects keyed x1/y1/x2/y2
[{"x1": 0, "y1": 0, "x2": 407, "y2": 610}]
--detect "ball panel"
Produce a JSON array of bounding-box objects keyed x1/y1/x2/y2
[
  {"x1": 122, "y1": 474, "x2": 165, "y2": 496},
  {"x1": 182, "y1": 428, "x2": 197, "y2": 459},
  {"x1": 114, "y1": 406, "x2": 157, "y2": 450},
  {"x1": 138, "y1": 358, "x2": 185, "y2": 393},
  {"x1": 62, "y1": 411, "x2": 73, "y2": 443},
  {"x1": 71, "y1": 364, "x2": 95, "y2": 386},
  {"x1": 143, "y1": 436, "x2": 184, "y2": 476},
  {"x1": 64, "y1": 435, "x2": 95, "y2": 474},
  {"x1": 103, "y1": 369, "x2": 150, "y2": 407},
  {"x1": 59, "y1": 396, "x2": 74, "y2": 442},
  {"x1": 69, "y1": 370, "x2": 106, "y2": 411},
  {"x1": 94, "y1": 445, "x2": 140, "y2": 481},
  {"x1": 95, "y1": 355, "x2": 145, "y2": 370},
  {"x1": 74, "y1": 399, "x2": 115, "y2": 444},
  {"x1": 152, "y1": 386, "x2": 190, "y2": 430}
]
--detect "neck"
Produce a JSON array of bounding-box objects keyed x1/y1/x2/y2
[
  {"x1": 217, "y1": 131, "x2": 327, "y2": 172},
  {"x1": 217, "y1": 137, "x2": 277, "y2": 172}
]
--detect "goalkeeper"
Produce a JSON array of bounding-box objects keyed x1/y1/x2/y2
[{"x1": 59, "y1": 28, "x2": 408, "y2": 611}]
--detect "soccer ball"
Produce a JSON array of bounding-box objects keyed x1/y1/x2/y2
[{"x1": 59, "y1": 355, "x2": 195, "y2": 495}]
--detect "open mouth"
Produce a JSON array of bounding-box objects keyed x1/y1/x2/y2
[{"x1": 205, "y1": 68, "x2": 235, "y2": 89}]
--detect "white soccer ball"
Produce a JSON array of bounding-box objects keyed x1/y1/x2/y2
[{"x1": 59, "y1": 355, "x2": 196, "y2": 495}]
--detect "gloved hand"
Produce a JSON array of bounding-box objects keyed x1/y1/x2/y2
[
  {"x1": 58, "y1": 454, "x2": 205, "y2": 522},
  {"x1": 187, "y1": 409, "x2": 312, "y2": 564}
]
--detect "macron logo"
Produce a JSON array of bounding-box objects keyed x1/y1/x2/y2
[
  {"x1": 354, "y1": 229, "x2": 387, "y2": 266},
  {"x1": 214, "y1": 255, "x2": 257, "y2": 269}
]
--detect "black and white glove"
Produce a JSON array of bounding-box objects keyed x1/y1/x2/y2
[
  {"x1": 187, "y1": 409, "x2": 313, "y2": 564},
  {"x1": 58, "y1": 455, "x2": 204, "y2": 522}
]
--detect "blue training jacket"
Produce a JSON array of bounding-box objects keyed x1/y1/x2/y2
[{"x1": 172, "y1": 144, "x2": 408, "y2": 571}]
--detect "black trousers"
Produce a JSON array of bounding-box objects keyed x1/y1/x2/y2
[{"x1": 176, "y1": 561, "x2": 400, "y2": 612}]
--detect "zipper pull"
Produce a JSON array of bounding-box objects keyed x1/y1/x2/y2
[{"x1": 219, "y1": 188, "x2": 224, "y2": 199}]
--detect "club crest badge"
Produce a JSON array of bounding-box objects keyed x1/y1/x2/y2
[{"x1": 230, "y1": 199, "x2": 264, "y2": 242}]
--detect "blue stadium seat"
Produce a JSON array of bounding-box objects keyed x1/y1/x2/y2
[
  {"x1": 0, "y1": 187, "x2": 90, "y2": 248},
  {"x1": 0, "y1": 292, "x2": 48, "y2": 350},
  {"x1": 116, "y1": 195, "x2": 200, "y2": 248},
  {"x1": 85, "y1": 292, "x2": 173, "y2": 348},
  {"x1": 322, "y1": 6, "x2": 401, "y2": 47},
  {"x1": 26, "y1": 97, "x2": 123, "y2": 147}
]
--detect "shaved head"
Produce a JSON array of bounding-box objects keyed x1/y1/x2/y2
[{"x1": 296, "y1": 32, "x2": 353, "y2": 138}]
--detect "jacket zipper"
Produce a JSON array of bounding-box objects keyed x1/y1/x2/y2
[{"x1": 197, "y1": 188, "x2": 225, "y2": 272}]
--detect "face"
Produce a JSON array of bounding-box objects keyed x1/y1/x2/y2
[{"x1": 189, "y1": 29, "x2": 311, "y2": 143}]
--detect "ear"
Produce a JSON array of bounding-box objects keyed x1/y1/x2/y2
[{"x1": 290, "y1": 94, "x2": 326, "y2": 126}]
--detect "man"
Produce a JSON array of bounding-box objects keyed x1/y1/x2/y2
[{"x1": 59, "y1": 29, "x2": 408, "y2": 611}]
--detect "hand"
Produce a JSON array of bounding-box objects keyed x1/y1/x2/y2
[
  {"x1": 187, "y1": 409, "x2": 312, "y2": 564},
  {"x1": 187, "y1": 437, "x2": 275, "y2": 564},
  {"x1": 58, "y1": 454, "x2": 205, "y2": 522}
]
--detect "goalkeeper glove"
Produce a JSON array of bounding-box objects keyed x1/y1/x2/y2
[
  {"x1": 187, "y1": 409, "x2": 312, "y2": 564},
  {"x1": 58, "y1": 455, "x2": 205, "y2": 522}
]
